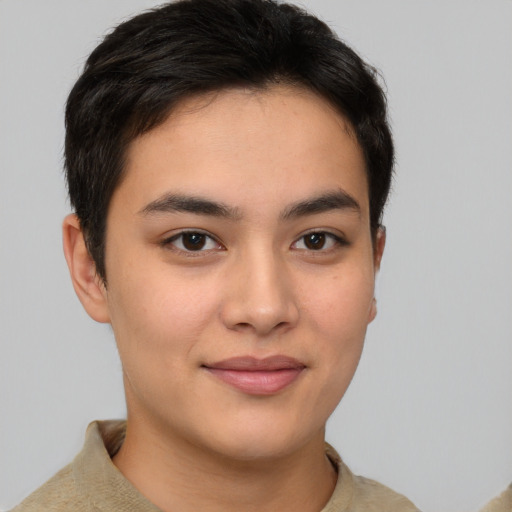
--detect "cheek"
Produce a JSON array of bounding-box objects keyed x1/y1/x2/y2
[
  {"x1": 105, "y1": 265, "x2": 223, "y2": 367},
  {"x1": 302, "y1": 267, "x2": 375, "y2": 338},
  {"x1": 105, "y1": 269, "x2": 223, "y2": 417},
  {"x1": 292, "y1": 281, "x2": 372, "y2": 432},
  {"x1": 299, "y1": 266, "x2": 374, "y2": 399}
]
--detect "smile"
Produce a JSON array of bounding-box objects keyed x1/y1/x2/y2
[{"x1": 203, "y1": 356, "x2": 306, "y2": 395}]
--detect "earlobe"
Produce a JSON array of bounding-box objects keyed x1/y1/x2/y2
[
  {"x1": 368, "y1": 297, "x2": 377, "y2": 323},
  {"x1": 62, "y1": 214, "x2": 110, "y2": 323}
]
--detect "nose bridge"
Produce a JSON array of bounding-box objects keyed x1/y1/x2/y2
[{"x1": 221, "y1": 241, "x2": 299, "y2": 335}]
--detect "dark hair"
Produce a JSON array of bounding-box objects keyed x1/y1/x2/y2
[{"x1": 65, "y1": 0, "x2": 394, "y2": 280}]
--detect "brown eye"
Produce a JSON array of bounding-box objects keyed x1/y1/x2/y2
[
  {"x1": 304, "y1": 232, "x2": 326, "y2": 250},
  {"x1": 292, "y1": 231, "x2": 346, "y2": 252},
  {"x1": 182, "y1": 233, "x2": 207, "y2": 250},
  {"x1": 164, "y1": 231, "x2": 221, "y2": 252}
]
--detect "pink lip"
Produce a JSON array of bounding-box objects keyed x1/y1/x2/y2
[{"x1": 203, "y1": 356, "x2": 306, "y2": 395}]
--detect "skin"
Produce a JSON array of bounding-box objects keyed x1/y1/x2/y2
[{"x1": 63, "y1": 85, "x2": 385, "y2": 512}]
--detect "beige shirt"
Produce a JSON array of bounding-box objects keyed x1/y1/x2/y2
[
  {"x1": 479, "y1": 484, "x2": 512, "y2": 512},
  {"x1": 12, "y1": 420, "x2": 419, "y2": 512}
]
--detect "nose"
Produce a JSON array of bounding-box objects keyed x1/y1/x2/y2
[{"x1": 220, "y1": 249, "x2": 300, "y2": 337}]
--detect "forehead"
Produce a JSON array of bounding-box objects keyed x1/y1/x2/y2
[{"x1": 118, "y1": 85, "x2": 369, "y2": 218}]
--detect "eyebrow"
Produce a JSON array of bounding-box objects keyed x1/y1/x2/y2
[
  {"x1": 139, "y1": 189, "x2": 360, "y2": 221},
  {"x1": 280, "y1": 190, "x2": 361, "y2": 219},
  {"x1": 139, "y1": 193, "x2": 242, "y2": 220}
]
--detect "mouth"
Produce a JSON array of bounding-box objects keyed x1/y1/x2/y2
[{"x1": 202, "y1": 355, "x2": 306, "y2": 396}]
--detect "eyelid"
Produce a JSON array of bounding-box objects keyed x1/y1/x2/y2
[
  {"x1": 291, "y1": 229, "x2": 349, "y2": 251},
  {"x1": 160, "y1": 229, "x2": 225, "y2": 253}
]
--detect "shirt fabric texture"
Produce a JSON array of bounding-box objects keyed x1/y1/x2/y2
[{"x1": 12, "y1": 420, "x2": 421, "y2": 512}]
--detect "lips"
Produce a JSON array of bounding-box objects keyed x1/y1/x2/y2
[{"x1": 203, "y1": 356, "x2": 306, "y2": 395}]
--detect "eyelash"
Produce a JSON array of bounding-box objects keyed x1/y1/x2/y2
[
  {"x1": 292, "y1": 231, "x2": 348, "y2": 252},
  {"x1": 160, "y1": 230, "x2": 348, "y2": 254},
  {"x1": 160, "y1": 230, "x2": 224, "y2": 255}
]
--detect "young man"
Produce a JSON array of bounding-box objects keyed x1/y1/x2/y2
[{"x1": 12, "y1": 0, "x2": 420, "y2": 510}]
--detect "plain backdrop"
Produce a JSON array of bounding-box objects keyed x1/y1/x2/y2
[{"x1": 1, "y1": 1, "x2": 511, "y2": 511}]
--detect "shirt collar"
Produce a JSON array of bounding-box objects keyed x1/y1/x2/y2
[{"x1": 72, "y1": 420, "x2": 353, "y2": 512}]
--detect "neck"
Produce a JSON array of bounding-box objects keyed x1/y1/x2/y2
[{"x1": 113, "y1": 416, "x2": 337, "y2": 512}]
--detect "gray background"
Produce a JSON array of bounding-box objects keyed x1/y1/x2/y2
[{"x1": 1, "y1": 1, "x2": 511, "y2": 511}]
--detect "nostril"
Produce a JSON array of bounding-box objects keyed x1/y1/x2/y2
[{"x1": 219, "y1": 276, "x2": 300, "y2": 335}]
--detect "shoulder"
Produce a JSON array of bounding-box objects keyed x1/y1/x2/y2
[
  {"x1": 9, "y1": 464, "x2": 91, "y2": 512},
  {"x1": 9, "y1": 420, "x2": 124, "y2": 512},
  {"x1": 350, "y1": 473, "x2": 420, "y2": 512},
  {"x1": 324, "y1": 443, "x2": 420, "y2": 512},
  {"x1": 479, "y1": 484, "x2": 512, "y2": 512}
]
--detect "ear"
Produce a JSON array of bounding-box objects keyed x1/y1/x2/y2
[
  {"x1": 62, "y1": 214, "x2": 110, "y2": 323},
  {"x1": 373, "y1": 225, "x2": 386, "y2": 273},
  {"x1": 368, "y1": 226, "x2": 386, "y2": 323}
]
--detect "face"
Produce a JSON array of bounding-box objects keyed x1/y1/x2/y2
[{"x1": 87, "y1": 86, "x2": 383, "y2": 460}]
